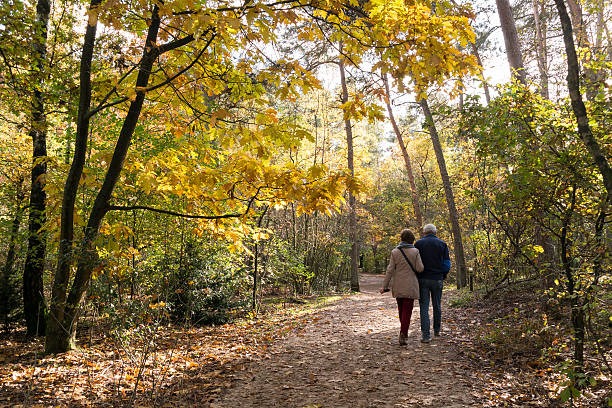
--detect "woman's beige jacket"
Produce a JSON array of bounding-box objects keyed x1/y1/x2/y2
[{"x1": 383, "y1": 245, "x2": 424, "y2": 299}]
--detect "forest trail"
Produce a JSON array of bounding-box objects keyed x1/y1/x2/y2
[{"x1": 214, "y1": 274, "x2": 479, "y2": 408}]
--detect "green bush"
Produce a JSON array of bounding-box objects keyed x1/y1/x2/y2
[
  {"x1": 165, "y1": 241, "x2": 248, "y2": 325},
  {"x1": 260, "y1": 237, "x2": 315, "y2": 296}
]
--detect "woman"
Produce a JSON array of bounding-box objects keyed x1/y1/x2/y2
[{"x1": 380, "y1": 229, "x2": 424, "y2": 345}]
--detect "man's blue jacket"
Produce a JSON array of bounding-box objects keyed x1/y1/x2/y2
[{"x1": 414, "y1": 233, "x2": 451, "y2": 281}]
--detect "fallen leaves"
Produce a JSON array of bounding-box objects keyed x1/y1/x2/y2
[
  {"x1": 2, "y1": 277, "x2": 609, "y2": 408},
  {"x1": 0, "y1": 297, "x2": 325, "y2": 407}
]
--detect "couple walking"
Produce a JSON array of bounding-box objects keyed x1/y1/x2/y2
[{"x1": 379, "y1": 224, "x2": 451, "y2": 345}]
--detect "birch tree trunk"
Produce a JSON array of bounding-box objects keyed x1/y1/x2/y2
[{"x1": 532, "y1": 0, "x2": 550, "y2": 99}]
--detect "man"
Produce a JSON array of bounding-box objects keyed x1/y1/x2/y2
[{"x1": 415, "y1": 223, "x2": 451, "y2": 343}]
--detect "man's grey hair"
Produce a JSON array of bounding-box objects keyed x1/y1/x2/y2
[{"x1": 423, "y1": 223, "x2": 437, "y2": 234}]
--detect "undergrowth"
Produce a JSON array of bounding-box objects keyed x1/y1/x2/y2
[{"x1": 454, "y1": 279, "x2": 611, "y2": 407}]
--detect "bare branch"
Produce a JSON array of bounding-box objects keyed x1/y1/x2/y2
[
  {"x1": 107, "y1": 187, "x2": 262, "y2": 219},
  {"x1": 107, "y1": 204, "x2": 246, "y2": 219}
]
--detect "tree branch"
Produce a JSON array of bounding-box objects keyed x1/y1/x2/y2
[
  {"x1": 88, "y1": 31, "x2": 209, "y2": 118},
  {"x1": 107, "y1": 205, "x2": 247, "y2": 219},
  {"x1": 107, "y1": 188, "x2": 262, "y2": 219}
]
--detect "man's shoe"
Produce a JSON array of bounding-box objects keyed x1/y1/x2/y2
[
  {"x1": 420, "y1": 337, "x2": 431, "y2": 343},
  {"x1": 434, "y1": 331, "x2": 441, "y2": 337},
  {"x1": 399, "y1": 333, "x2": 407, "y2": 346}
]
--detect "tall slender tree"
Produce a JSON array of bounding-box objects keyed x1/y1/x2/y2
[
  {"x1": 469, "y1": 43, "x2": 491, "y2": 104},
  {"x1": 382, "y1": 72, "x2": 423, "y2": 227},
  {"x1": 496, "y1": 0, "x2": 527, "y2": 84},
  {"x1": 23, "y1": 0, "x2": 50, "y2": 337},
  {"x1": 554, "y1": 0, "x2": 612, "y2": 201},
  {"x1": 531, "y1": 0, "x2": 549, "y2": 99},
  {"x1": 339, "y1": 51, "x2": 360, "y2": 292},
  {"x1": 419, "y1": 99, "x2": 468, "y2": 289},
  {"x1": 553, "y1": 10, "x2": 610, "y2": 369}
]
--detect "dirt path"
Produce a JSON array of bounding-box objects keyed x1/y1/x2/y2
[{"x1": 213, "y1": 274, "x2": 480, "y2": 407}]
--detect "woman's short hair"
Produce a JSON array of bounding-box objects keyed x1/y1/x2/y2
[{"x1": 400, "y1": 229, "x2": 415, "y2": 243}]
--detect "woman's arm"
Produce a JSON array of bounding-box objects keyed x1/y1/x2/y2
[{"x1": 380, "y1": 251, "x2": 395, "y2": 292}]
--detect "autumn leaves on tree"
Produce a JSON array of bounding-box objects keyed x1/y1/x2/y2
[{"x1": 1, "y1": 0, "x2": 475, "y2": 353}]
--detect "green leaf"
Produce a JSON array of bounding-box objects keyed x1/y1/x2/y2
[{"x1": 559, "y1": 387, "x2": 571, "y2": 402}]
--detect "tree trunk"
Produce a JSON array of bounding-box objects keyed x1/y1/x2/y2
[
  {"x1": 339, "y1": 53, "x2": 360, "y2": 292},
  {"x1": 252, "y1": 242, "x2": 258, "y2": 310},
  {"x1": 469, "y1": 44, "x2": 491, "y2": 104},
  {"x1": 566, "y1": 0, "x2": 605, "y2": 101},
  {"x1": 23, "y1": 0, "x2": 51, "y2": 337},
  {"x1": 594, "y1": 0, "x2": 607, "y2": 56},
  {"x1": 571, "y1": 300, "x2": 585, "y2": 369},
  {"x1": 532, "y1": 0, "x2": 550, "y2": 99},
  {"x1": 530, "y1": 0, "x2": 556, "y2": 278},
  {"x1": 46, "y1": 3, "x2": 163, "y2": 353},
  {"x1": 560, "y1": 186, "x2": 585, "y2": 371},
  {"x1": 371, "y1": 244, "x2": 379, "y2": 273},
  {"x1": 46, "y1": 0, "x2": 102, "y2": 354},
  {"x1": 2, "y1": 188, "x2": 25, "y2": 331},
  {"x1": 554, "y1": 0, "x2": 612, "y2": 201},
  {"x1": 419, "y1": 99, "x2": 468, "y2": 289},
  {"x1": 496, "y1": 0, "x2": 527, "y2": 84},
  {"x1": 565, "y1": 0, "x2": 586, "y2": 46},
  {"x1": 252, "y1": 207, "x2": 268, "y2": 311},
  {"x1": 382, "y1": 72, "x2": 423, "y2": 228}
]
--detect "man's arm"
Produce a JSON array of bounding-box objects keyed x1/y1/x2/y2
[{"x1": 442, "y1": 244, "x2": 451, "y2": 277}]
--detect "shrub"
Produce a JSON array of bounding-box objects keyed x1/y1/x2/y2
[{"x1": 165, "y1": 241, "x2": 249, "y2": 325}]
